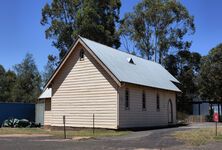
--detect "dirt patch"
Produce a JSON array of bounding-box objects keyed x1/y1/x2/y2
[
  {"x1": 72, "y1": 136, "x2": 94, "y2": 141},
  {"x1": 31, "y1": 139, "x2": 71, "y2": 142}
]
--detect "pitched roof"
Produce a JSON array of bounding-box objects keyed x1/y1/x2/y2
[
  {"x1": 39, "y1": 88, "x2": 51, "y2": 99},
  {"x1": 42, "y1": 36, "x2": 180, "y2": 96},
  {"x1": 80, "y1": 37, "x2": 180, "y2": 92}
]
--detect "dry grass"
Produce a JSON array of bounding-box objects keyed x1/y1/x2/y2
[
  {"x1": 0, "y1": 128, "x2": 49, "y2": 135},
  {"x1": 51, "y1": 128, "x2": 128, "y2": 138},
  {"x1": 174, "y1": 127, "x2": 222, "y2": 146},
  {"x1": 0, "y1": 128, "x2": 128, "y2": 138}
]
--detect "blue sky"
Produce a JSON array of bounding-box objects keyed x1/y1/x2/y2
[{"x1": 0, "y1": 0, "x2": 222, "y2": 72}]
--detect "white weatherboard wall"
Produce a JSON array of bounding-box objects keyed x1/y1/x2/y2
[
  {"x1": 35, "y1": 103, "x2": 44, "y2": 125},
  {"x1": 118, "y1": 85, "x2": 176, "y2": 128},
  {"x1": 50, "y1": 44, "x2": 118, "y2": 129}
]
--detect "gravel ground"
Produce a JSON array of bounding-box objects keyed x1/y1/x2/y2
[{"x1": 0, "y1": 123, "x2": 222, "y2": 150}]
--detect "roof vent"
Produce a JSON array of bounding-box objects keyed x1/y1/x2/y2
[{"x1": 127, "y1": 57, "x2": 135, "y2": 64}]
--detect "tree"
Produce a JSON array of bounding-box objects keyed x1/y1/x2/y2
[
  {"x1": 120, "y1": 0, "x2": 195, "y2": 64},
  {"x1": 164, "y1": 50, "x2": 201, "y2": 114},
  {"x1": 12, "y1": 53, "x2": 42, "y2": 103},
  {"x1": 199, "y1": 44, "x2": 222, "y2": 102},
  {"x1": 42, "y1": 55, "x2": 57, "y2": 85},
  {"x1": 0, "y1": 65, "x2": 17, "y2": 102},
  {"x1": 0, "y1": 65, "x2": 7, "y2": 101},
  {"x1": 3, "y1": 70, "x2": 17, "y2": 102},
  {"x1": 41, "y1": 0, "x2": 121, "y2": 61},
  {"x1": 175, "y1": 51, "x2": 201, "y2": 102},
  {"x1": 163, "y1": 54, "x2": 178, "y2": 77}
]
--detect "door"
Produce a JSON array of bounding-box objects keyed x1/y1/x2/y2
[{"x1": 168, "y1": 99, "x2": 173, "y2": 123}]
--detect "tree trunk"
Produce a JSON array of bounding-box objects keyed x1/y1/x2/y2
[{"x1": 159, "y1": 51, "x2": 162, "y2": 64}]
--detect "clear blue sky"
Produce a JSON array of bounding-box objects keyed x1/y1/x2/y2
[{"x1": 0, "y1": 0, "x2": 222, "y2": 72}]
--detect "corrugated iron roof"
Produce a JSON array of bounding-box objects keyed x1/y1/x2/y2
[
  {"x1": 39, "y1": 88, "x2": 51, "y2": 99},
  {"x1": 80, "y1": 37, "x2": 180, "y2": 92}
]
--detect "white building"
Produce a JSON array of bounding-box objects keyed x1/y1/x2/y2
[{"x1": 39, "y1": 36, "x2": 180, "y2": 129}]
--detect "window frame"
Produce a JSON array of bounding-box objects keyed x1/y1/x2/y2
[
  {"x1": 142, "y1": 90, "x2": 146, "y2": 111},
  {"x1": 125, "y1": 88, "x2": 129, "y2": 110}
]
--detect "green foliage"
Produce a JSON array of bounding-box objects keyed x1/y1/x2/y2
[
  {"x1": 3, "y1": 70, "x2": 17, "y2": 101},
  {"x1": 164, "y1": 54, "x2": 178, "y2": 77},
  {"x1": 42, "y1": 55, "x2": 57, "y2": 85},
  {"x1": 206, "y1": 107, "x2": 214, "y2": 122},
  {"x1": 0, "y1": 65, "x2": 7, "y2": 101},
  {"x1": 120, "y1": 0, "x2": 195, "y2": 63},
  {"x1": 177, "y1": 51, "x2": 201, "y2": 99},
  {"x1": 164, "y1": 50, "x2": 202, "y2": 113},
  {"x1": 2, "y1": 118, "x2": 19, "y2": 128},
  {"x1": 0, "y1": 65, "x2": 17, "y2": 102},
  {"x1": 41, "y1": 0, "x2": 121, "y2": 61},
  {"x1": 199, "y1": 44, "x2": 222, "y2": 102},
  {"x1": 11, "y1": 53, "x2": 42, "y2": 103}
]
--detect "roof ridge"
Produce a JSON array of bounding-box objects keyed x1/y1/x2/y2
[{"x1": 79, "y1": 36, "x2": 160, "y2": 66}]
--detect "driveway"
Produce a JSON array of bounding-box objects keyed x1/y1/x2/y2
[{"x1": 0, "y1": 123, "x2": 222, "y2": 150}]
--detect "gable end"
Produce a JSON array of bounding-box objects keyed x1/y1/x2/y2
[{"x1": 44, "y1": 38, "x2": 121, "y2": 89}]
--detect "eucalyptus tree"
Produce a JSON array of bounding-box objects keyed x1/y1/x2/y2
[
  {"x1": 12, "y1": 53, "x2": 42, "y2": 103},
  {"x1": 41, "y1": 0, "x2": 121, "y2": 61},
  {"x1": 199, "y1": 44, "x2": 222, "y2": 102},
  {"x1": 120, "y1": 0, "x2": 195, "y2": 64}
]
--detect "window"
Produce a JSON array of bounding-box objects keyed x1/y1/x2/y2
[
  {"x1": 156, "y1": 93, "x2": 160, "y2": 111},
  {"x1": 45, "y1": 99, "x2": 51, "y2": 111},
  {"x1": 168, "y1": 99, "x2": 173, "y2": 123},
  {"x1": 79, "y1": 50, "x2": 84, "y2": 61},
  {"x1": 127, "y1": 57, "x2": 135, "y2": 64},
  {"x1": 142, "y1": 90, "x2": 146, "y2": 110},
  {"x1": 125, "y1": 88, "x2": 129, "y2": 110}
]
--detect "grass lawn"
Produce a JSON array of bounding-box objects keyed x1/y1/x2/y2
[
  {"x1": 0, "y1": 128, "x2": 129, "y2": 138},
  {"x1": 174, "y1": 127, "x2": 222, "y2": 146}
]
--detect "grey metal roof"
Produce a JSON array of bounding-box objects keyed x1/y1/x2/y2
[
  {"x1": 39, "y1": 88, "x2": 51, "y2": 99},
  {"x1": 80, "y1": 37, "x2": 180, "y2": 92}
]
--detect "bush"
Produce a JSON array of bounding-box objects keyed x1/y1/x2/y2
[
  {"x1": 177, "y1": 111, "x2": 189, "y2": 122},
  {"x1": 220, "y1": 116, "x2": 222, "y2": 122},
  {"x1": 1, "y1": 118, "x2": 41, "y2": 128},
  {"x1": 206, "y1": 115, "x2": 222, "y2": 122},
  {"x1": 2, "y1": 118, "x2": 19, "y2": 128},
  {"x1": 206, "y1": 115, "x2": 213, "y2": 122}
]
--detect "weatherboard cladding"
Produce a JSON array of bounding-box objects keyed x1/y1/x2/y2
[
  {"x1": 118, "y1": 84, "x2": 177, "y2": 128},
  {"x1": 80, "y1": 37, "x2": 180, "y2": 92},
  {"x1": 50, "y1": 46, "x2": 118, "y2": 128}
]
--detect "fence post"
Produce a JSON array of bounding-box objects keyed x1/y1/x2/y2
[
  {"x1": 63, "y1": 115, "x2": 66, "y2": 139},
  {"x1": 216, "y1": 121, "x2": 218, "y2": 136},
  {"x1": 93, "y1": 113, "x2": 95, "y2": 135}
]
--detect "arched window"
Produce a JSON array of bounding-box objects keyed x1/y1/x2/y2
[
  {"x1": 125, "y1": 88, "x2": 129, "y2": 110},
  {"x1": 79, "y1": 50, "x2": 84, "y2": 61},
  {"x1": 168, "y1": 99, "x2": 173, "y2": 123},
  {"x1": 156, "y1": 93, "x2": 160, "y2": 111},
  {"x1": 142, "y1": 90, "x2": 146, "y2": 110}
]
